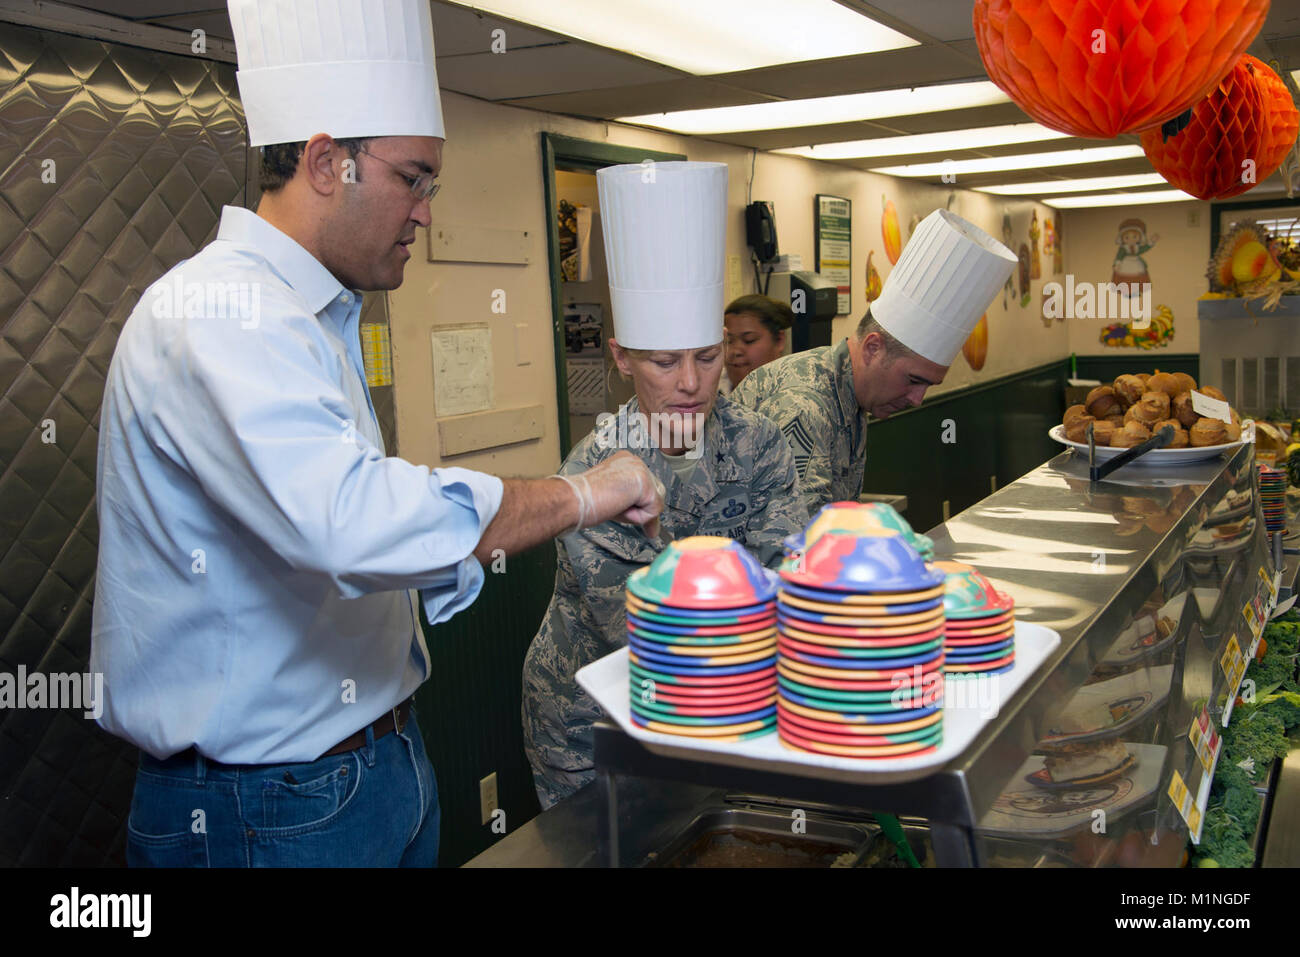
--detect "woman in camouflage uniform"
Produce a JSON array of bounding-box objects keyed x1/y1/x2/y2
[{"x1": 522, "y1": 339, "x2": 808, "y2": 808}]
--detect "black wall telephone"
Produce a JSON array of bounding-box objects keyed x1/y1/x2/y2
[{"x1": 745, "y1": 201, "x2": 778, "y2": 263}]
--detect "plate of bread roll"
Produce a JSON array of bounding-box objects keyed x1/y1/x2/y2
[{"x1": 1049, "y1": 371, "x2": 1247, "y2": 466}]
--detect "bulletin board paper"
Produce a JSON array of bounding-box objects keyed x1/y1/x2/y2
[{"x1": 432, "y1": 325, "x2": 492, "y2": 417}]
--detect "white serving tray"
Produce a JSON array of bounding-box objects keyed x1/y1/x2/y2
[
  {"x1": 576, "y1": 621, "x2": 1060, "y2": 786},
  {"x1": 1048, "y1": 424, "x2": 1245, "y2": 467}
]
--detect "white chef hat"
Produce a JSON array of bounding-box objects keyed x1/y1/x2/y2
[
  {"x1": 596, "y1": 162, "x2": 727, "y2": 350},
  {"x1": 228, "y1": 0, "x2": 445, "y2": 147},
  {"x1": 871, "y1": 210, "x2": 1017, "y2": 366}
]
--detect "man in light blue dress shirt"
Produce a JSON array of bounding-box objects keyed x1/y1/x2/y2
[{"x1": 90, "y1": 0, "x2": 662, "y2": 867}]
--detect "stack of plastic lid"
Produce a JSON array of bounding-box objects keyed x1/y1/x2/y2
[
  {"x1": 775, "y1": 513, "x2": 946, "y2": 759},
  {"x1": 1259, "y1": 465, "x2": 1285, "y2": 533},
  {"x1": 933, "y1": 561, "x2": 1016, "y2": 676},
  {"x1": 625, "y1": 537, "x2": 778, "y2": 741},
  {"x1": 784, "y1": 500, "x2": 934, "y2": 561}
]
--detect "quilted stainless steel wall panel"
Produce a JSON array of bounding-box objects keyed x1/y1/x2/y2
[{"x1": 0, "y1": 22, "x2": 247, "y2": 866}]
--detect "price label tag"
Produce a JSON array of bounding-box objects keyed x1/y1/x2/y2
[
  {"x1": 1242, "y1": 600, "x2": 1259, "y2": 635},
  {"x1": 1190, "y1": 389, "x2": 1232, "y2": 423},
  {"x1": 1168, "y1": 769, "x2": 1194, "y2": 822},
  {"x1": 1260, "y1": 566, "x2": 1278, "y2": 602},
  {"x1": 1188, "y1": 707, "x2": 1221, "y2": 776}
]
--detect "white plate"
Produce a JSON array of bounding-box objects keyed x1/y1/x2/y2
[
  {"x1": 977, "y1": 743, "x2": 1167, "y2": 838},
  {"x1": 575, "y1": 621, "x2": 1060, "y2": 786},
  {"x1": 1042, "y1": 665, "x2": 1173, "y2": 744},
  {"x1": 1048, "y1": 425, "x2": 1245, "y2": 467}
]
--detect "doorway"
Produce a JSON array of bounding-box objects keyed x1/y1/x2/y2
[{"x1": 540, "y1": 134, "x2": 685, "y2": 456}]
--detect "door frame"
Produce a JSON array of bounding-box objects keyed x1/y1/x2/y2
[{"x1": 540, "y1": 133, "x2": 686, "y2": 455}]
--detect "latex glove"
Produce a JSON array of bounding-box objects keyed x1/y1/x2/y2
[{"x1": 556, "y1": 451, "x2": 664, "y2": 539}]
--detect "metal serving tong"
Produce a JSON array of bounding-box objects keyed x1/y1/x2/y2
[{"x1": 1087, "y1": 422, "x2": 1175, "y2": 483}]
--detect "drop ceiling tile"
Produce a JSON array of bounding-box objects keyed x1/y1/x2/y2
[
  {"x1": 863, "y1": 0, "x2": 977, "y2": 42},
  {"x1": 503, "y1": 78, "x2": 771, "y2": 119},
  {"x1": 722, "y1": 44, "x2": 985, "y2": 99},
  {"x1": 438, "y1": 43, "x2": 678, "y2": 101}
]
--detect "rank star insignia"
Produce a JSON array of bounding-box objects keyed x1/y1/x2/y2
[{"x1": 716, "y1": 451, "x2": 725, "y2": 463}]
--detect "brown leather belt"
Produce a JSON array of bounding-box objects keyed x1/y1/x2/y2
[{"x1": 321, "y1": 698, "x2": 413, "y2": 757}]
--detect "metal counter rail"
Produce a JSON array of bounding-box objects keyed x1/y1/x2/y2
[{"x1": 592, "y1": 443, "x2": 1258, "y2": 866}]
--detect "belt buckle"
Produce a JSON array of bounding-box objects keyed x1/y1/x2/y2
[{"x1": 393, "y1": 699, "x2": 409, "y2": 735}]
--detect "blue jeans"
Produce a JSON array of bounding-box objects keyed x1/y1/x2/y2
[{"x1": 126, "y1": 708, "x2": 440, "y2": 867}]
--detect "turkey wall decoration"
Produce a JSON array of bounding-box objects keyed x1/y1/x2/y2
[{"x1": 973, "y1": 0, "x2": 1271, "y2": 138}]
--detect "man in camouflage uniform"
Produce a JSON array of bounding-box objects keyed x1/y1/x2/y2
[
  {"x1": 522, "y1": 395, "x2": 807, "y2": 808},
  {"x1": 731, "y1": 313, "x2": 947, "y2": 514}
]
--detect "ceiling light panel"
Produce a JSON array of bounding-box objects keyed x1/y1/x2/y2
[
  {"x1": 444, "y1": 0, "x2": 918, "y2": 75},
  {"x1": 618, "y1": 82, "x2": 1009, "y2": 135},
  {"x1": 977, "y1": 173, "x2": 1169, "y2": 195},
  {"x1": 871, "y1": 145, "x2": 1146, "y2": 177},
  {"x1": 775, "y1": 123, "x2": 1069, "y2": 160},
  {"x1": 1043, "y1": 190, "x2": 1198, "y2": 208}
]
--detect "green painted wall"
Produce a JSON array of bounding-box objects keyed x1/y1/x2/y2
[
  {"x1": 414, "y1": 543, "x2": 554, "y2": 866},
  {"x1": 861, "y1": 360, "x2": 1068, "y2": 533}
]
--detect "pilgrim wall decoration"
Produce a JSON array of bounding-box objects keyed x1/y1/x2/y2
[
  {"x1": 1140, "y1": 55, "x2": 1299, "y2": 200},
  {"x1": 1001, "y1": 213, "x2": 1015, "y2": 309},
  {"x1": 972, "y1": 0, "x2": 1270, "y2": 138},
  {"x1": 1113, "y1": 219, "x2": 1159, "y2": 289},
  {"x1": 1018, "y1": 243, "x2": 1031, "y2": 308},
  {"x1": 1053, "y1": 212, "x2": 1064, "y2": 274},
  {"x1": 1029, "y1": 211, "x2": 1041, "y2": 279}
]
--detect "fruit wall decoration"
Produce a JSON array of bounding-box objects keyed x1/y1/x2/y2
[
  {"x1": 1140, "y1": 55, "x2": 1299, "y2": 200},
  {"x1": 962, "y1": 313, "x2": 989, "y2": 371},
  {"x1": 881, "y1": 196, "x2": 902, "y2": 265},
  {"x1": 972, "y1": 0, "x2": 1271, "y2": 138},
  {"x1": 1029, "y1": 211, "x2": 1041, "y2": 279},
  {"x1": 1100, "y1": 305, "x2": 1175, "y2": 349},
  {"x1": 1018, "y1": 243, "x2": 1031, "y2": 307},
  {"x1": 865, "y1": 250, "x2": 882, "y2": 302}
]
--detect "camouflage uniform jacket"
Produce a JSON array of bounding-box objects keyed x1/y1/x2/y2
[
  {"x1": 521, "y1": 394, "x2": 808, "y2": 808},
  {"x1": 731, "y1": 337, "x2": 868, "y2": 514}
]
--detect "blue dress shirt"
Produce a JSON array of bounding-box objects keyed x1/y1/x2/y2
[{"x1": 91, "y1": 206, "x2": 504, "y2": 764}]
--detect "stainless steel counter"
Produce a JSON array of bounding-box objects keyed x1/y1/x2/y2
[{"x1": 470, "y1": 443, "x2": 1275, "y2": 867}]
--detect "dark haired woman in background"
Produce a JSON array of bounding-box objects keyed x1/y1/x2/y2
[{"x1": 722, "y1": 294, "x2": 793, "y2": 392}]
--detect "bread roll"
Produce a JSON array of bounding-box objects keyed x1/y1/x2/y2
[
  {"x1": 1105, "y1": 414, "x2": 1124, "y2": 427},
  {"x1": 1137, "y1": 373, "x2": 1151, "y2": 386},
  {"x1": 1085, "y1": 385, "x2": 1122, "y2": 419},
  {"x1": 1111, "y1": 420, "x2": 1151, "y2": 448},
  {"x1": 1189, "y1": 417, "x2": 1226, "y2": 447},
  {"x1": 1113, "y1": 374, "x2": 1146, "y2": 406},
  {"x1": 1065, "y1": 415, "x2": 1097, "y2": 443},
  {"x1": 1198, "y1": 385, "x2": 1228, "y2": 403},
  {"x1": 1138, "y1": 391, "x2": 1170, "y2": 421},
  {"x1": 1224, "y1": 419, "x2": 1242, "y2": 442},
  {"x1": 1147, "y1": 372, "x2": 1180, "y2": 398},
  {"x1": 1171, "y1": 372, "x2": 1197, "y2": 394},
  {"x1": 1092, "y1": 420, "x2": 1118, "y2": 446},
  {"x1": 1063, "y1": 404, "x2": 1089, "y2": 428},
  {"x1": 1152, "y1": 419, "x2": 1188, "y2": 447},
  {"x1": 1172, "y1": 391, "x2": 1199, "y2": 428}
]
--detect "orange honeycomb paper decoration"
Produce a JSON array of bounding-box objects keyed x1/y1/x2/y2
[
  {"x1": 972, "y1": 0, "x2": 1271, "y2": 138},
  {"x1": 1140, "y1": 56, "x2": 1300, "y2": 200}
]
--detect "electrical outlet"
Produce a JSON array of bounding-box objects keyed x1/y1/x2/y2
[
  {"x1": 479, "y1": 772, "x2": 498, "y2": 825},
  {"x1": 942, "y1": 500, "x2": 951, "y2": 522},
  {"x1": 1187, "y1": 208, "x2": 1200, "y2": 228}
]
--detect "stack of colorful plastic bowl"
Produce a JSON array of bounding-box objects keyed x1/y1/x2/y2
[
  {"x1": 625, "y1": 537, "x2": 778, "y2": 741},
  {"x1": 1259, "y1": 465, "x2": 1285, "y2": 534},
  {"x1": 933, "y1": 561, "x2": 1016, "y2": 676},
  {"x1": 775, "y1": 526, "x2": 947, "y2": 758},
  {"x1": 783, "y1": 500, "x2": 935, "y2": 561}
]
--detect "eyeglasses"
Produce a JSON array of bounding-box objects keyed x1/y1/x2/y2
[{"x1": 357, "y1": 147, "x2": 441, "y2": 201}]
